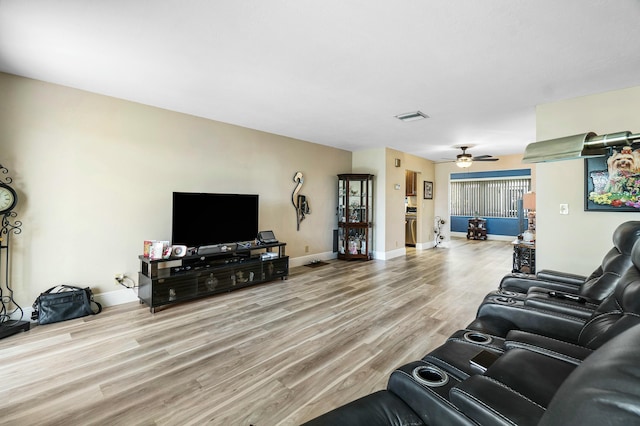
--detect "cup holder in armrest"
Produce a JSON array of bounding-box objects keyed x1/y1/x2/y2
[
  {"x1": 494, "y1": 296, "x2": 515, "y2": 304},
  {"x1": 498, "y1": 290, "x2": 518, "y2": 297},
  {"x1": 412, "y1": 365, "x2": 449, "y2": 387},
  {"x1": 463, "y1": 331, "x2": 493, "y2": 345}
]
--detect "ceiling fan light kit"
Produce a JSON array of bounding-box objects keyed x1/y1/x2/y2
[
  {"x1": 454, "y1": 146, "x2": 498, "y2": 168},
  {"x1": 456, "y1": 156, "x2": 473, "y2": 168}
]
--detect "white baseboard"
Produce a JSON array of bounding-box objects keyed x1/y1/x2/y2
[
  {"x1": 376, "y1": 247, "x2": 406, "y2": 260},
  {"x1": 450, "y1": 232, "x2": 516, "y2": 242},
  {"x1": 289, "y1": 251, "x2": 337, "y2": 267},
  {"x1": 94, "y1": 287, "x2": 139, "y2": 307},
  {"x1": 415, "y1": 240, "x2": 436, "y2": 250}
]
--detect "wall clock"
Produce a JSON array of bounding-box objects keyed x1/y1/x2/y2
[{"x1": 0, "y1": 183, "x2": 17, "y2": 215}]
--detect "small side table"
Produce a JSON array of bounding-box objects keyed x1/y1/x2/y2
[{"x1": 512, "y1": 240, "x2": 536, "y2": 274}]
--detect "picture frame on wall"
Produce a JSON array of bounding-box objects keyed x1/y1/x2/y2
[
  {"x1": 424, "y1": 181, "x2": 433, "y2": 200},
  {"x1": 585, "y1": 145, "x2": 640, "y2": 211}
]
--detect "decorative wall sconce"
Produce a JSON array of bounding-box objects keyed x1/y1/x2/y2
[{"x1": 292, "y1": 171, "x2": 310, "y2": 231}]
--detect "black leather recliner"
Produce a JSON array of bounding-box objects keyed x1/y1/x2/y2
[
  {"x1": 499, "y1": 220, "x2": 640, "y2": 301},
  {"x1": 392, "y1": 255, "x2": 640, "y2": 425},
  {"x1": 302, "y1": 323, "x2": 640, "y2": 425},
  {"x1": 302, "y1": 223, "x2": 640, "y2": 426},
  {"x1": 462, "y1": 221, "x2": 640, "y2": 334},
  {"x1": 460, "y1": 225, "x2": 640, "y2": 343},
  {"x1": 421, "y1": 253, "x2": 640, "y2": 382}
]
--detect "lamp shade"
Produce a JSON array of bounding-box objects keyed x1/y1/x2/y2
[{"x1": 523, "y1": 192, "x2": 536, "y2": 210}]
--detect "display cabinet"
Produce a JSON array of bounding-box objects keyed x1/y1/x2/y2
[
  {"x1": 337, "y1": 174, "x2": 373, "y2": 260},
  {"x1": 467, "y1": 218, "x2": 487, "y2": 240}
]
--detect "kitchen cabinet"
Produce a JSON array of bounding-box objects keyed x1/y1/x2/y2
[{"x1": 406, "y1": 171, "x2": 417, "y2": 196}]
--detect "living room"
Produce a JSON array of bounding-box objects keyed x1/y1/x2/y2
[
  {"x1": 3, "y1": 74, "x2": 640, "y2": 312},
  {"x1": 2, "y1": 1, "x2": 640, "y2": 424}
]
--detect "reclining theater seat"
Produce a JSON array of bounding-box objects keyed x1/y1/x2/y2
[
  {"x1": 500, "y1": 220, "x2": 640, "y2": 301},
  {"x1": 466, "y1": 237, "x2": 640, "y2": 342},
  {"x1": 302, "y1": 323, "x2": 640, "y2": 425},
  {"x1": 443, "y1": 277, "x2": 640, "y2": 423},
  {"x1": 421, "y1": 259, "x2": 640, "y2": 392},
  {"x1": 393, "y1": 239, "x2": 640, "y2": 424},
  {"x1": 466, "y1": 220, "x2": 640, "y2": 333},
  {"x1": 301, "y1": 224, "x2": 640, "y2": 426},
  {"x1": 446, "y1": 323, "x2": 640, "y2": 426}
]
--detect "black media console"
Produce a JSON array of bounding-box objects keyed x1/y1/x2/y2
[{"x1": 138, "y1": 242, "x2": 288, "y2": 313}]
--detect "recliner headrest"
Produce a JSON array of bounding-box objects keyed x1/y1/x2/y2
[{"x1": 613, "y1": 221, "x2": 640, "y2": 255}]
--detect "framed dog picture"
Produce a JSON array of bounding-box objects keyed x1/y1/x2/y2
[{"x1": 585, "y1": 145, "x2": 640, "y2": 211}]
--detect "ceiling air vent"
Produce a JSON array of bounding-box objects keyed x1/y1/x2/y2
[{"x1": 395, "y1": 111, "x2": 429, "y2": 122}]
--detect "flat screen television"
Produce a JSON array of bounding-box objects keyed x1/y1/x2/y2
[{"x1": 171, "y1": 192, "x2": 259, "y2": 248}]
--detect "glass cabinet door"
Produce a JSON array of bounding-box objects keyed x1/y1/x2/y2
[{"x1": 337, "y1": 174, "x2": 373, "y2": 260}]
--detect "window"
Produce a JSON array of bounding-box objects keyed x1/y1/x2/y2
[{"x1": 451, "y1": 178, "x2": 531, "y2": 218}]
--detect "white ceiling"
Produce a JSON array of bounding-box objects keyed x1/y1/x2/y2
[{"x1": 2, "y1": 1, "x2": 640, "y2": 162}]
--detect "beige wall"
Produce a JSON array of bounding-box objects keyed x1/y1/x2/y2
[
  {"x1": 0, "y1": 72, "x2": 352, "y2": 307},
  {"x1": 392, "y1": 149, "x2": 436, "y2": 251},
  {"x1": 352, "y1": 147, "x2": 435, "y2": 259},
  {"x1": 536, "y1": 85, "x2": 640, "y2": 275},
  {"x1": 434, "y1": 154, "x2": 535, "y2": 241},
  {"x1": 351, "y1": 148, "x2": 386, "y2": 257}
]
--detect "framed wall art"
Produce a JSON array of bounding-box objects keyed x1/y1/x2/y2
[
  {"x1": 585, "y1": 145, "x2": 640, "y2": 211},
  {"x1": 424, "y1": 181, "x2": 433, "y2": 200}
]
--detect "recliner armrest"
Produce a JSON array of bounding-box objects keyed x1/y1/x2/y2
[
  {"x1": 450, "y1": 375, "x2": 544, "y2": 426},
  {"x1": 499, "y1": 274, "x2": 582, "y2": 294},
  {"x1": 451, "y1": 347, "x2": 576, "y2": 426},
  {"x1": 468, "y1": 300, "x2": 585, "y2": 341},
  {"x1": 535, "y1": 269, "x2": 587, "y2": 286},
  {"x1": 527, "y1": 287, "x2": 599, "y2": 305},
  {"x1": 504, "y1": 330, "x2": 593, "y2": 365},
  {"x1": 386, "y1": 361, "x2": 477, "y2": 425},
  {"x1": 300, "y1": 390, "x2": 426, "y2": 426},
  {"x1": 523, "y1": 289, "x2": 598, "y2": 321}
]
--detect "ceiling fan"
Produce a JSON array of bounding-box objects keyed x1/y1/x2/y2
[{"x1": 453, "y1": 146, "x2": 499, "y2": 168}]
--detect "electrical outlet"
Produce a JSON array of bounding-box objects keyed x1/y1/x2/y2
[
  {"x1": 559, "y1": 204, "x2": 569, "y2": 215},
  {"x1": 115, "y1": 273, "x2": 124, "y2": 286}
]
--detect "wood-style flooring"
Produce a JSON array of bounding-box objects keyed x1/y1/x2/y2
[{"x1": 0, "y1": 238, "x2": 513, "y2": 425}]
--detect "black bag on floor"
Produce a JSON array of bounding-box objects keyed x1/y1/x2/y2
[{"x1": 31, "y1": 285, "x2": 102, "y2": 325}]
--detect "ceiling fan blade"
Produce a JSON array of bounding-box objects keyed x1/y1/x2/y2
[
  {"x1": 474, "y1": 158, "x2": 499, "y2": 161},
  {"x1": 472, "y1": 155, "x2": 493, "y2": 159}
]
